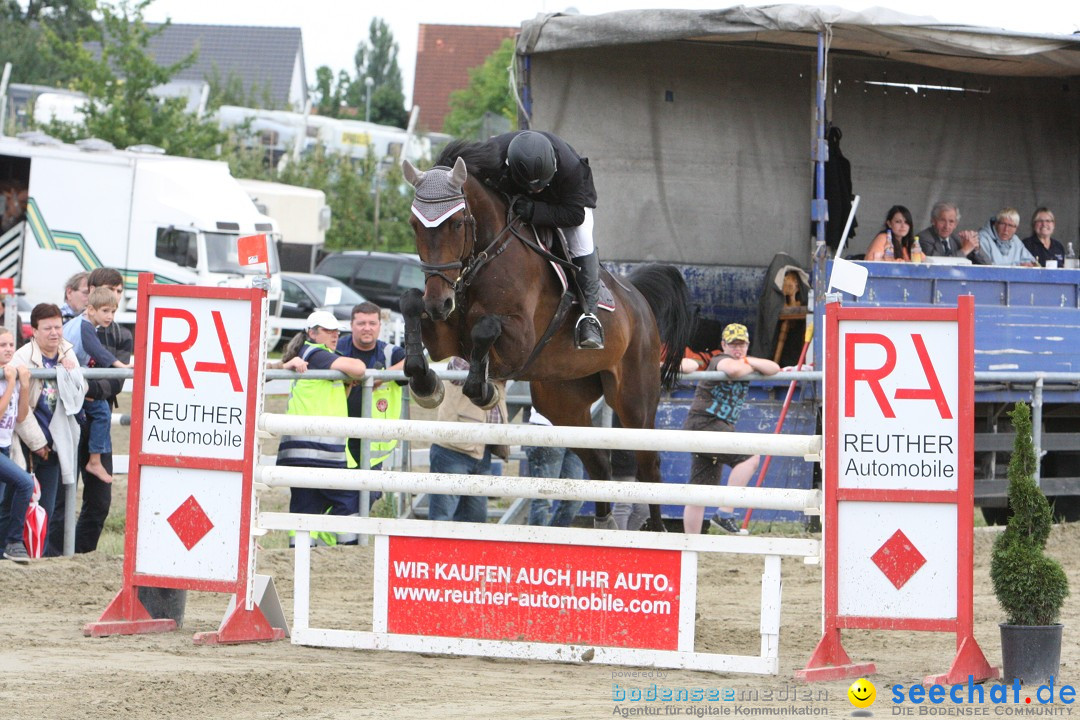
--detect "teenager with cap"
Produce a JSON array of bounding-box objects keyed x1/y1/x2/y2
[
  {"x1": 681, "y1": 323, "x2": 780, "y2": 534},
  {"x1": 276, "y1": 310, "x2": 367, "y2": 545}
]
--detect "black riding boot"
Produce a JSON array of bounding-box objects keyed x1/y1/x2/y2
[{"x1": 572, "y1": 251, "x2": 605, "y2": 350}]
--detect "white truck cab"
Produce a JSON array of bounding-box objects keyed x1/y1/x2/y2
[{"x1": 0, "y1": 133, "x2": 282, "y2": 346}]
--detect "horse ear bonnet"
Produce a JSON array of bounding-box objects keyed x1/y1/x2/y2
[
  {"x1": 410, "y1": 166, "x2": 466, "y2": 228},
  {"x1": 507, "y1": 131, "x2": 556, "y2": 191}
]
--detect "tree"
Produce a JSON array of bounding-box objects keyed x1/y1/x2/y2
[
  {"x1": 205, "y1": 64, "x2": 277, "y2": 111},
  {"x1": 443, "y1": 38, "x2": 518, "y2": 139},
  {"x1": 990, "y1": 402, "x2": 1069, "y2": 626},
  {"x1": 341, "y1": 18, "x2": 408, "y2": 127},
  {"x1": 0, "y1": 0, "x2": 96, "y2": 85},
  {"x1": 39, "y1": 0, "x2": 223, "y2": 157}
]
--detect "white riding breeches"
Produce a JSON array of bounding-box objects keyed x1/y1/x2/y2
[{"x1": 565, "y1": 207, "x2": 595, "y2": 258}]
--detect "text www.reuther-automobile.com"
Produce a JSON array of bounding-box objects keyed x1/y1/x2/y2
[{"x1": 392, "y1": 586, "x2": 672, "y2": 615}]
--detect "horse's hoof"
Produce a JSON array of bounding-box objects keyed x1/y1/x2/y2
[
  {"x1": 475, "y1": 382, "x2": 501, "y2": 411},
  {"x1": 411, "y1": 379, "x2": 445, "y2": 409},
  {"x1": 593, "y1": 515, "x2": 618, "y2": 530},
  {"x1": 641, "y1": 517, "x2": 668, "y2": 533}
]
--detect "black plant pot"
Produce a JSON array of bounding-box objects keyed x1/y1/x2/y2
[
  {"x1": 999, "y1": 623, "x2": 1063, "y2": 685},
  {"x1": 138, "y1": 586, "x2": 188, "y2": 628}
]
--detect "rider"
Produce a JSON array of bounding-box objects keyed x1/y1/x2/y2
[{"x1": 493, "y1": 130, "x2": 604, "y2": 350}]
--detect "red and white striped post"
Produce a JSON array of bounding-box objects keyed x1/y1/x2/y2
[{"x1": 798, "y1": 295, "x2": 997, "y2": 684}]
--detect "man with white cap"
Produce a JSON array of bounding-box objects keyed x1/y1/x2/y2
[{"x1": 276, "y1": 310, "x2": 368, "y2": 545}]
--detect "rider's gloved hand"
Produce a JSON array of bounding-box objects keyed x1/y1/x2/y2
[{"x1": 512, "y1": 196, "x2": 534, "y2": 222}]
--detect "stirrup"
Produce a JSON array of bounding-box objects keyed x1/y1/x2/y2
[{"x1": 575, "y1": 313, "x2": 604, "y2": 349}]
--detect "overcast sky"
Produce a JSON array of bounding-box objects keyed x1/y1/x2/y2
[{"x1": 140, "y1": 0, "x2": 1080, "y2": 108}]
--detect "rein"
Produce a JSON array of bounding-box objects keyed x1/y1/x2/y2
[{"x1": 415, "y1": 183, "x2": 580, "y2": 375}]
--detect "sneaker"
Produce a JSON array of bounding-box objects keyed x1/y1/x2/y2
[
  {"x1": 709, "y1": 515, "x2": 741, "y2": 534},
  {"x1": 3, "y1": 543, "x2": 30, "y2": 564}
]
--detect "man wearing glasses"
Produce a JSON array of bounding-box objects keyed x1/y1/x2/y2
[
  {"x1": 1022, "y1": 208, "x2": 1065, "y2": 267},
  {"x1": 978, "y1": 207, "x2": 1036, "y2": 266}
]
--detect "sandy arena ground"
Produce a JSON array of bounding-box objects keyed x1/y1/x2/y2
[{"x1": 1, "y1": 519, "x2": 1078, "y2": 719}]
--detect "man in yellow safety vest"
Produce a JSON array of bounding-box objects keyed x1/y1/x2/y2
[{"x1": 335, "y1": 302, "x2": 406, "y2": 475}]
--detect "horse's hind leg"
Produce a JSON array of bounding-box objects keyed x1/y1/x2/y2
[
  {"x1": 462, "y1": 315, "x2": 502, "y2": 409},
  {"x1": 400, "y1": 288, "x2": 444, "y2": 408}
]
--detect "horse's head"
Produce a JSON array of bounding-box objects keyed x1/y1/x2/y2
[{"x1": 403, "y1": 156, "x2": 479, "y2": 321}]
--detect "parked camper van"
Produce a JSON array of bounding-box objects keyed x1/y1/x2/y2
[{"x1": 0, "y1": 133, "x2": 283, "y2": 346}]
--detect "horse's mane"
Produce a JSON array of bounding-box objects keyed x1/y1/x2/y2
[{"x1": 436, "y1": 139, "x2": 504, "y2": 187}]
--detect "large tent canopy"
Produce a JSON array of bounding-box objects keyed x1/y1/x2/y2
[{"x1": 515, "y1": 5, "x2": 1080, "y2": 266}]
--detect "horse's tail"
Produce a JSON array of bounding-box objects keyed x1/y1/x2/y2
[{"x1": 628, "y1": 263, "x2": 694, "y2": 392}]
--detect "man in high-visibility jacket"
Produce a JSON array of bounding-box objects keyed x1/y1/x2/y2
[
  {"x1": 335, "y1": 302, "x2": 406, "y2": 473},
  {"x1": 278, "y1": 311, "x2": 368, "y2": 545}
]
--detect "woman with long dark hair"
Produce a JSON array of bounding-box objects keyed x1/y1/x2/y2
[{"x1": 865, "y1": 205, "x2": 916, "y2": 262}]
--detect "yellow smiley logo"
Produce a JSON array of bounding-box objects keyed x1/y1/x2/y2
[{"x1": 848, "y1": 677, "x2": 876, "y2": 708}]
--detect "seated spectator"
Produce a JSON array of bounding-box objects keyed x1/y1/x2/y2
[
  {"x1": 1021, "y1": 207, "x2": 1065, "y2": 268},
  {"x1": 918, "y1": 202, "x2": 989, "y2": 264},
  {"x1": 864, "y1": 206, "x2": 916, "y2": 262},
  {"x1": 978, "y1": 208, "x2": 1036, "y2": 266}
]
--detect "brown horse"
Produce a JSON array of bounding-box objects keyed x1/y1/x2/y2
[{"x1": 400, "y1": 139, "x2": 693, "y2": 530}]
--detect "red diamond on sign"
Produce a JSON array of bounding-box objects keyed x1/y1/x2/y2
[
  {"x1": 871, "y1": 529, "x2": 926, "y2": 589},
  {"x1": 167, "y1": 495, "x2": 214, "y2": 550}
]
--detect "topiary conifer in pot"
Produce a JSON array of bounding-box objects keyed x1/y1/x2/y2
[{"x1": 990, "y1": 402, "x2": 1069, "y2": 685}]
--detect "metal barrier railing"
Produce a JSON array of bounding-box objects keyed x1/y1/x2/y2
[{"x1": 21, "y1": 366, "x2": 1080, "y2": 556}]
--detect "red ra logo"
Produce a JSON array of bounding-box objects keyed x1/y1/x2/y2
[
  {"x1": 844, "y1": 332, "x2": 951, "y2": 419},
  {"x1": 149, "y1": 307, "x2": 243, "y2": 391}
]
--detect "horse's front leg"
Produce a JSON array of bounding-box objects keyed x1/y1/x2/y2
[
  {"x1": 462, "y1": 315, "x2": 502, "y2": 409},
  {"x1": 400, "y1": 288, "x2": 444, "y2": 408}
]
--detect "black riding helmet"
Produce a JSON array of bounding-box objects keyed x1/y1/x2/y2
[{"x1": 506, "y1": 131, "x2": 557, "y2": 192}]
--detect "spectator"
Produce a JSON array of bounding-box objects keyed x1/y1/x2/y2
[
  {"x1": 64, "y1": 268, "x2": 133, "y2": 553},
  {"x1": 427, "y1": 357, "x2": 508, "y2": 523},
  {"x1": 334, "y1": 302, "x2": 405, "y2": 476},
  {"x1": 276, "y1": 311, "x2": 366, "y2": 545},
  {"x1": 0, "y1": 328, "x2": 32, "y2": 563},
  {"x1": 59, "y1": 272, "x2": 90, "y2": 324},
  {"x1": 978, "y1": 207, "x2": 1036, "y2": 266},
  {"x1": 681, "y1": 323, "x2": 780, "y2": 534},
  {"x1": 1022, "y1": 207, "x2": 1065, "y2": 268},
  {"x1": 918, "y1": 202, "x2": 989, "y2": 264},
  {"x1": 6, "y1": 303, "x2": 86, "y2": 556},
  {"x1": 62, "y1": 287, "x2": 131, "y2": 484},
  {"x1": 524, "y1": 408, "x2": 585, "y2": 528},
  {"x1": 864, "y1": 205, "x2": 916, "y2": 262}
]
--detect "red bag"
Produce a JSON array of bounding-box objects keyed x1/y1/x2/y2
[{"x1": 23, "y1": 475, "x2": 47, "y2": 558}]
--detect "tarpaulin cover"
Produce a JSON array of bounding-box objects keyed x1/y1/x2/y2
[{"x1": 515, "y1": 5, "x2": 1080, "y2": 266}]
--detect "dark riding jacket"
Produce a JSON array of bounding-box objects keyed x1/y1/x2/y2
[{"x1": 491, "y1": 131, "x2": 597, "y2": 229}]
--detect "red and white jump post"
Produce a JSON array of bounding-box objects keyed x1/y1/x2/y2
[
  {"x1": 798, "y1": 295, "x2": 997, "y2": 683},
  {"x1": 85, "y1": 274, "x2": 282, "y2": 644}
]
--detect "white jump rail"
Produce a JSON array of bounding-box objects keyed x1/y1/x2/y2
[
  {"x1": 256, "y1": 414, "x2": 823, "y2": 674},
  {"x1": 258, "y1": 414, "x2": 822, "y2": 459}
]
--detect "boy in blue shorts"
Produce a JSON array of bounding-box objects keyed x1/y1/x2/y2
[{"x1": 63, "y1": 286, "x2": 131, "y2": 484}]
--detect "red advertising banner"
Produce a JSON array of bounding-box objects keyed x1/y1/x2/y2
[{"x1": 385, "y1": 536, "x2": 683, "y2": 650}]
